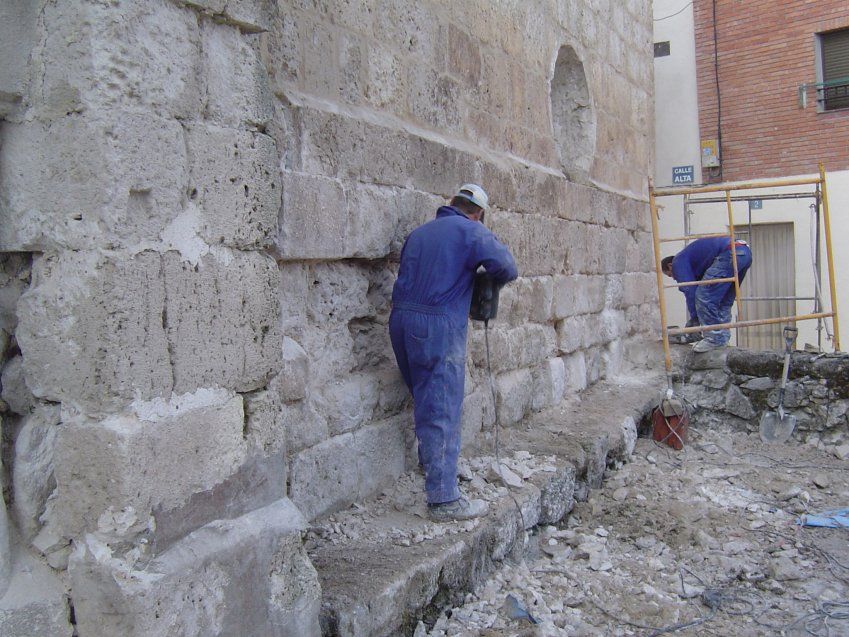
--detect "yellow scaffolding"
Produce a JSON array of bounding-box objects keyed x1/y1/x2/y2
[{"x1": 649, "y1": 163, "x2": 841, "y2": 375}]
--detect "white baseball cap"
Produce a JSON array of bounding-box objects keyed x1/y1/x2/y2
[{"x1": 455, "y1": 183, "x2": 489, "y2": 210}]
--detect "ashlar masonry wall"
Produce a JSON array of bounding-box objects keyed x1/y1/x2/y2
[{"x1": 0, "y1": 0, "x2": 656, "y2": 634}]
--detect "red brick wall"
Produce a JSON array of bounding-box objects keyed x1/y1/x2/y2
[{"x1": 694, "y1": 0, "x2": 849, "y2": 181}]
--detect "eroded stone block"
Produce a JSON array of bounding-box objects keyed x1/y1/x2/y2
[
  {"x1": 277, "y1": 171, "x2": 348, "y2": 260},
  {"x1": 495, "y1": 368, "x2": 533, "y2": 426},
  {"x1": 70, "y1": 499, "x2": 320, "y2": 637},
  {"x1": 289, "y1": 418, "x2": 406, "y2": 520},
  {"x1": 162, "y1": 250, "x2": 281, "y2": 394},
  {"x1": 17, "y1": 251, "x2": 172, "y2": 413},
  {"x1": 1, "y1": 356, "x2": 34, "y2": 416},
  {"x1": 186, "y1": 124, "x2": 281, "y2": 248},
  {"x1": 202, "y1": 20, "x2": 272, "y2": 128},
  {"x1": 53, "y1": 392, "x2": 248, "y2": 539},
  {"x1": 0, "y1": 114, "x2": 187, "y2": 251},
  {"x1": 12, "y1": 404, "x2": 61, "y2": 540},
  {"x1": 34, "y1": 0, "x2": 201, "y2": 121}
]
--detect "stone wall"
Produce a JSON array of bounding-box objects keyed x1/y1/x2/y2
[
  {"x1": 676, "y1": 348, "x2": 849, "y2": 449},
  {"x1": 0, "y1": 0, "x2": 656, "y2": 633}
]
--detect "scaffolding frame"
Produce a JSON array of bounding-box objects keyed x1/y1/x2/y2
[{"x1": 649, "y1": 164, "x2": 841, "y2": 375}]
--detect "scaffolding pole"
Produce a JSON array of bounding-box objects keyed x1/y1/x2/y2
[{"x1": 649, "y1": 168, "x2": 842, "y2": 373}]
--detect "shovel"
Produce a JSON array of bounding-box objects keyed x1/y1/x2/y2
[{"x1": 759, "y1": 326, "x2": 799, "y2": 443}]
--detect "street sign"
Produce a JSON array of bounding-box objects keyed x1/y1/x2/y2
[
  {"x1": 749, "y1": 199, "x2": 763, "y2": 210},
  {"x1": 672, "y1": 165, "x2": 694, "y2": 184}
]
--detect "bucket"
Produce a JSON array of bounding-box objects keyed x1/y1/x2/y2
[{"x1": 651, "y1": 398, "x2": 689, "y2": 450}]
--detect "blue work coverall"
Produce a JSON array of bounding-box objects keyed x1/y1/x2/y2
[
  {"x1": 389, "y1": 206, "x2": 518, "y2": 504},
  {"x1": 671, "y1": 236, "x2": 752, "y2": 345}
]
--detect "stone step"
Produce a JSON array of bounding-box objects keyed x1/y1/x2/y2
[{"x1": 308, "y1": 374, "x2": 662, "y2": 637}]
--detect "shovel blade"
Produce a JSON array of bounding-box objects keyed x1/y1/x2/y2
[{"x1": 759, "y1": 411, "x2": 797, "y2": 443}]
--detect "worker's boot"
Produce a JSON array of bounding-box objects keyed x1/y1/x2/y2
[
  {"x1": 427, "y1": 496, "x2": 488, "y2": 522},
  {"x1": 693, "y1": 338, "x2": 725, "y2": 353}
]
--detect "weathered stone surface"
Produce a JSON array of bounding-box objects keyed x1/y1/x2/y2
[
  {"x1": 1, "y1": 114, "x2": 187, "y2": 251},
  {"x1": 0, "y1": 549, "x2": 73, "y2": 637},
  {"x1": 563, "y1": 352, "x2": 588, "y2": 393},
  {"x1": 531, "y1": 357, "x2": 566, "y2": 410},
  {"x1": 163, "y1": 250, "x2": 281, "y2": 394},
  {"x1": 495, "y1": 368, "x2": 533, "y2": 426},
  {"x1": 17, "y1": 250, "x2": 280, "y2": 413},
  {"x1": 201, "y1": 20, "x2": 272, "y2": 128},
  {"x1": 53, "y1": 391, "x2": 248, "y2": 539},
  {"x1": 538, "y1": 464, "x2": 576, "y2": 525},
  {"x1": 314, "y1": 374, "x2": 380, "y2": 436},
  {"x1": 1, "y1": 356, "x2": 34, "y2": 415},
  {"x1": 12, "y1": 404, "x2": 61, "y2": 540},
  {"x1": 553, "y1": 275, "x2": 606, "y2": 318},
  {"x1": 182, "y1": 0, "x2": 271, "y2": 32},
  {"x1": 16, "y1": 251, "x2": 172, "y2": 414},
  {"x1": 724, "y1": 385, "x2": 755, "y2": 420},
  {"x1": 33, "y1": 0, "x2": 201, "y2": 121},
  {"x1": 0, "y1": 2, "x2": 37, "y2": 118},
  {"x1": 277, "y1": 171, "x2": 348, "y2": 260},
  {"x1": 186, "y1": 124, "x2": 281, "y2": 248},
  {"x1": 289, "y1": 418, "x2": 406, "y2": 520},
  {"x1": 70, "y1": 499, "x2": 321, "y2": 637},
  {"x1": 0, "y1": 253, "x2": 31, "y2": 334},
  {"x1": 151, "y1": 451, "x2": 287, "y2": 553}
]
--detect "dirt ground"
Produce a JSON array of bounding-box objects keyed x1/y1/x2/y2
[{"x1": 421, "y1": 425, "x2": 849, "y2": 637}]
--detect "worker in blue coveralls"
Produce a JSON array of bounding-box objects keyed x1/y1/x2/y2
[
  {"x1": 661, "y1": 236, "x2": 752, "y2": 353},
  {"x1": 389, "y1": 184, "x2": 518, "y2": 522}
]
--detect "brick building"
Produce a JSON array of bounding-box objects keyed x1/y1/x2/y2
[{"x1": 693, "y1": 0, "x2": 849, "y2": 182}]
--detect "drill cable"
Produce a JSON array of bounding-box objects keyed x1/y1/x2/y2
[{"x1": 484, "y1": 320, "x2": 526, "y2": 531}]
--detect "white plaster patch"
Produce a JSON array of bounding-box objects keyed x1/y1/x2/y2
[
  {"x1": 159, "y1": 202, "x2": 210, "y2": 265},
  {"x1": 130, "y1": 386, "x2": 233, "y2": 422}
]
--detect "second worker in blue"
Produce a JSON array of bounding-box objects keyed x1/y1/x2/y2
[
  {"x1": 389, "y1": 184, "x2": 518, "y2": 522},
  {"x1": 662, "y1": 236, "x2": 753, "y2": 353}
]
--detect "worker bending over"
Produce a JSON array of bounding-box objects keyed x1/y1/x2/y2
[
  {"x1": 389, "y1": 184, "x2": 518, "y2": 522},
  {"x1": 661, "y1": 236, "x2": 752, "y2": 353}
]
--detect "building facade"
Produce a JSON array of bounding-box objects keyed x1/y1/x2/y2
[{"x1": 654, "y1": 0, "x2": 849, "y2": 350}]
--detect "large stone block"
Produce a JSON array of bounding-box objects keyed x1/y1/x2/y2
[
  {"x1": 313, "y1": 374, "x2": 380, "y2": 436},
  {"x1": 495, "y1": 368, "x2": 533, "y2": 426},
  {"x1": 70, "y1": 499, "x2": 321, "y2": 637},
  {"x1": 52, "y1": 391, "x2": 248, "y2": 539},
  {"x1": 12, "y1": 404, "x2": 61, "y2": 540},
  {"x1": 201, "y1": 20, "x2": 272, "y2": 128},
  {"x1": 161, "y1": 250, "x2": 281, "y2": 394},
  {"x1": 531, "y1": 357, "x2": 566, "y2": 411},
  {"x1": 33, "y1": 0, "x2": 202, "y2": 121},
  {"x1": 17, "y1": 250, "x2": 280, "y2": 413},
  {"x1": 16, "y1": 251, "x2": 172, "y2": 413},
  {"x1": 553, "y1": 275, "x2": 607, "y2": 318},
  {"x1": 0, "y1": 113, "x2": 187, "y2": 251},
  {"x1": 289, "y1": 418, "x2": 406, "y2": 520},
  {"x1": 1, "y1": 356, "x2": 35, "y2": 416},
  {"x1": 186, "y1": 124, "x2": 281, "y2": 248},
  {"x1": 277, "y1": 171, "x2": 348, "y2": 259},
  {"x1": 563, "y1": 352, "x2": 588, "y2": 394},
  {"x1": 0, "y1": 2, "x2": 38, "y2": 118},
  {"x1": 0, "y1": 549, "x2": 73, "y2": 637}
]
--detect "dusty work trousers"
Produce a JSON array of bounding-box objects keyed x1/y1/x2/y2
[
  {"x1": 695, "y1": 246, "x2": 752, "y2": 345},
  {"x1": 389, "y1": 305, "x2": 466, "y2": 505}
]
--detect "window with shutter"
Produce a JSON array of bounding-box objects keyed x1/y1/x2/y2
[{"x1": 820, "y1": 28, "x2": 849, "y2": 111}]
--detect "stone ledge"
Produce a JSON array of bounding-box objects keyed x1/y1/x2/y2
[{"x1": 308, "y1": 374, "x2": 660, "y2": 637}]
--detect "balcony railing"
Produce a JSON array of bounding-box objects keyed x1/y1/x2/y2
[{"x1": 798, "y1": 76, "x2": 849, "y2": 111}]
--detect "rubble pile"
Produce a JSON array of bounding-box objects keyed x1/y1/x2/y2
[
  {"x1": 304, "y1": 451, "x2": 560, "y2": 550},
  {"x1": 423, "y1": 426, "x2": 849, "y2": 636}
]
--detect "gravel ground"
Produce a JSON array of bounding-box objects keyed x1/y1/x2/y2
[{"x1": 420, "y1": 426, "x2": 849, "y2": 637}]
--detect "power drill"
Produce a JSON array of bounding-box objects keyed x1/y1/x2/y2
[{"x1": 469, "y1": 272, "x2": 500, "y2": 323}]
